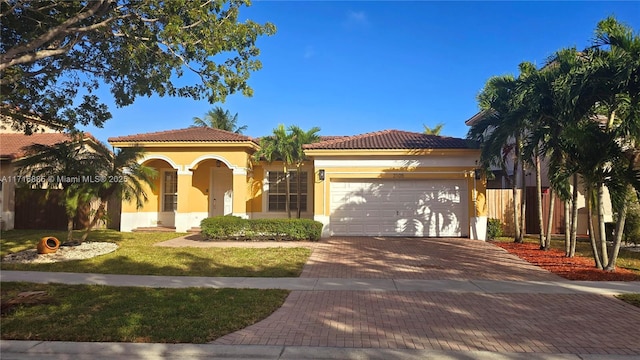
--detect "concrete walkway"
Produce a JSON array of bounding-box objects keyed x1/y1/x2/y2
[
  {"x1": 2, "y1": 237, "x2": 640, "y2": 359},
  {"x1": 2, "y1": 270, "x2": 640, "y2": 295}
]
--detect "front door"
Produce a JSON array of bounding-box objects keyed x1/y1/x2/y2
[{"x1": 210, "y1": 167, "x2": 233, "y2": 217}]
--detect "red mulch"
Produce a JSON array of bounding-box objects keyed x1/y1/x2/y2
[{"x1": 492, "y1": 241, "x2": 640, "y2": 281}]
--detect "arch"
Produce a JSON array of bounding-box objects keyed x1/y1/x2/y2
[
  {"x1": 139, "y1": 154, "x2": 179, "y2": 170},
  {"x1": 188, "y1": 154, "x2": 235, "y2": 171}
]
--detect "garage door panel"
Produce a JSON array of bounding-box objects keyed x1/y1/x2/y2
[{"x1": 330, "y1": 179, "x2": 468, "y2": 237}]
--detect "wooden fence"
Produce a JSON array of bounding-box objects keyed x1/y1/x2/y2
[{"x1": 486, "y1": 188, "x2": 566, "y2": 236}]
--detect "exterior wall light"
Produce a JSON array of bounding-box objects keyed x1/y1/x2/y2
[{"x1": 319, "y1": 169, "x2": 325, "y2": 181}]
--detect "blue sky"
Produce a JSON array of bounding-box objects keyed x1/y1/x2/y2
[{"x1": 81, "y1": 1, "x2": 640, "y2": 145}]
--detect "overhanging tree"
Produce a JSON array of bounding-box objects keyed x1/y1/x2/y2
[{"x1": 0, "y1": 0, "x2": 276, "y2": 133}]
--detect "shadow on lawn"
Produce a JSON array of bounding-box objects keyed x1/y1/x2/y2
[{"x1": 1, "y1": 248, "x2": 307, "y2": 278}]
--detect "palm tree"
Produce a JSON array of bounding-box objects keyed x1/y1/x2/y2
[
  {"x1": 80, "y1": 145, "x2": 157, "y2": 241},
  {"x1": 254, "y1": 124, "x2": 296, "y2": 218},
  {"x1": 423, "y1": 123, "x2": 444, "y2": 135},
  {"x1": 289, "y1": 125, "x2": 321, "y2": 218},
  {"x1": 547, "y1": 17, "x2": 640, "y2": 270},
  {"x1": 467, "y1": 74, "x2": 528, "y2": 243},
  {"x1": 192, "y1": 107, "x2": 247, "y2": 134},
  {"x1": 14, "y1": 136, "x2": 101, "y2": 243}
]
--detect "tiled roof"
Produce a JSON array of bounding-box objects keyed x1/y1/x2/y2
[
  {"x1": 0, "y1": 133, "x2": 74, "y2": 160},
  {"x1": 304, "y1": 130, "x2": 474, "y2": 150},
  {"x1": 108, "y1": 127, "x2": 255, "y2": 143}
]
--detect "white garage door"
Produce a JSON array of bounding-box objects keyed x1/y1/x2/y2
[{"x1": 330, "y1": 179, "x2": 468, "y2": 237}]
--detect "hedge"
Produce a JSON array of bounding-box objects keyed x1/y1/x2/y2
[
  {"x1": 200, "y1": 216, "x2": 323, "y2": 241},
  {"x1": 487, "y1": 218, "x2": 504, "y2": 240}
]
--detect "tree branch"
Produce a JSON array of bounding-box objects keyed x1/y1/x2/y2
[{"x1": 0, "y1": 0, "x2": 112, "y2": 70}]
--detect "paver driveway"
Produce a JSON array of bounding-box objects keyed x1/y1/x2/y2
[{"x1": 213, "y1": 237, "x2": 640, "y2": 355}]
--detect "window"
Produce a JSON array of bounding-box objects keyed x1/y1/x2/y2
[
  {"x1": 162, "y1": 171, "x2": 178, "y2": 212},
  {"x1": 267, "y1": 171, "x2": 307, "y2": 212}
]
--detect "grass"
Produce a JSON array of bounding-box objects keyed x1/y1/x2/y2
[
  {"x1": 1, "y1": 229, "x2": 311, "y2": 277},
  {"x1": 492, "y1": 235, "x2": 640, "y2": 275},
  {"x1": 616, "y1": 294, "x2": 640, "y2": 308},
  {"x1": 0, "y1": 282, "x2": 288, "y2": 343}
]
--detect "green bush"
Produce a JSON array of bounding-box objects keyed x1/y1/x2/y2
[
  {"x1": 486, "y1": 218, "x2": 503, "y2": 240},
  {"x1": 200, "y1": 216, "x2": 322, "y2": 241}
]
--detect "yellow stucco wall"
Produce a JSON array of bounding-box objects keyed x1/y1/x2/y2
[{"x1": 120, "y1": 147, "x2": 254, "y2": 214}]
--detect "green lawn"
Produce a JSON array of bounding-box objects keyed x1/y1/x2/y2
[
  {"x1": 1, "y1": 229, "x2": 311, "y2": 277},
  {"x1": 616, "y1": 294, "x2": 640, "y2": 308},
  {"x1": 1, "y1": 282, "x2": 288, "y2": 343}
]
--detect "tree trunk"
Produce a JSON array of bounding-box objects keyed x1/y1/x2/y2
[
  {"x1": 545, "y1": 188, "x2": 555, "y2": 250},
  {"x1": 569, "y1": 174, "x2": 579, "y2": 257},
  {"x1": 564, "y1": 198, "x2": 570, "y2": 256},
  {"x1": 587, "y1": 189, "x2": 603, "y2": 269},
  {"x1": 81, "y1": 201, "x2": 106, "y2": 242},
  {"x1": 284, "y1": 166, "x2": 291, "y2": 218},
  {"x1": 296, "y1": 165, "x2": 302, "y2": 219},
  {"x1": 512, "y1": 134, "x2": 526, "y2": 243},
  {"x1": 520, "y1": 162, "x2": 527, "y2": 241},
  {"x1": 604, "y1": 191, "x2": 628, "y2": 271},
  {"x1": 511, "y1": 161, "x2": 521, "y2": 243},
  {"x1": 535, "y1": 153, "x2": 545, "y2": 249},
  {"x1": 597, "y1": 183, "x2": 608, "y2": 266},
  {"x1": 67, "y1": 217, "x2": 74, "y2": 243}
]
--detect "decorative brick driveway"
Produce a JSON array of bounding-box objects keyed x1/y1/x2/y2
[
  {"x1": 213, "y1": 237, "x2": 640, "y2": 355},
  {"x1": 301, "y1": 237, "x2": 561, "y2": 281}
]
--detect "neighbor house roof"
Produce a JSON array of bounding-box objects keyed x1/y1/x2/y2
[
  {"x1": 108, "y1": 127, "x2": 255, "y2": 143},
  {"x1": 0, "y1": 133, "x2": 102, "y2": 161},
  {"x1": 303, "y1": 129, "x2": 473, "y2": 150},
  {"x1": 0, "y1": 133, "x2": 73, "y2": 160}
]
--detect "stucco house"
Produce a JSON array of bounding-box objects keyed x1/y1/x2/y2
[{"x1": 108, "y1": 128, "x2": 488, "y2": 239}]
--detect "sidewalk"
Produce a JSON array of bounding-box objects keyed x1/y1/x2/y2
[
  {"x1": 2, "y1": 270, "x2": 640, "y2": 295},
  {"x1": 4, "y1": 341, "x2": 640, "y2": 360}
]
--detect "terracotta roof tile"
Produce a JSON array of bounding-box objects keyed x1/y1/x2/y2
[
  {"x1": 0, "y1": 133, "x2": 74, "y2": 160},
  {"x1": 108, "y1": 127, "x2": 255, "y2": 143},
  {"x1": 304, "y1": 129, "x2": 474, "y2": 150}
]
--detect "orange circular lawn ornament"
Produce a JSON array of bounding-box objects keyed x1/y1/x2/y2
[{"x1": 37, "y1": 237, "x2": 60, "y2": 254}]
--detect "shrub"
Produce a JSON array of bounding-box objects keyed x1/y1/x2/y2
[
  {"x1": 200, "y1": 216, "x2": 322, "y2": 241},
  {"x1": 486, "y1": 218, "x2": 503, "y2": 240}
]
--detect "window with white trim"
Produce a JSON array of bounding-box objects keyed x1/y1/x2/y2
[
  {"x1": 267, "y1": 171, "x2": 307, "y2": 212},
  {"x1": 162, "y1": 171, "x2": 178, "y2": 212}
]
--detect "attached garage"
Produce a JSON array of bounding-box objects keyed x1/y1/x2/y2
[
  {"x1": 329, "y1": 179, "x2": 468, "y2": 237},
  {"x1": 305, "y1": 129, "x2": 487, "y2": 239}
]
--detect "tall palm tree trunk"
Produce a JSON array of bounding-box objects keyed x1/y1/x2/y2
[
  {"x1": 520, "y1": 163, "x2": 527, "y2": 241},
  {"x1": 284, "y1": 166, "x2": 291, "y2": 219},
  {"x1": 586, "y1": 188, "x2": 603, "y2": 269},
  {"x1": 569, "y1": 174, "x2": 579, "y2": 257},
  {"x1": 564, "y1": 196, "x2": 571, "y2": 256},
  {"x1": 296, "y1": 166, "x2": 302, "y2": 219},
  {"x1": 597, "y1": 183, "x2": 609, "y2": 266},
  {"x1": 545, "y1": 188, "x2": 555, "y2": 249},
  {"x1": 605, "y1": 198, "x2": 627, "y2": 271},
  {"x1": 535, "y1": 153, "x2": 546, "y2": 249}
]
